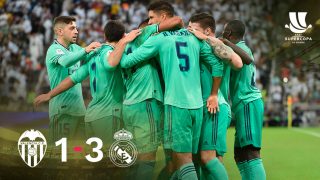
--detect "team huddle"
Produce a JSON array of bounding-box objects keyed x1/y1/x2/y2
[{"x1": 34, "y1": 1, "x2": 266, "y2": 180}]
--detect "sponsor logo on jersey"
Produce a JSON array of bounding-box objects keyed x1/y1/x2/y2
[{"x1": 56, "y1": 49, "x2": 65, "y2": 55}]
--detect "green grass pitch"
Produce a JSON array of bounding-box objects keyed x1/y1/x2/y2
[{"x1": 154, "y1": 127, "x2": 320, "y2": 180}]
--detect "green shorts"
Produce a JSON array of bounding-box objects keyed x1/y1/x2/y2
[
  {"x1": 49, "y1": 114, "x2": 85, "y2": 144},
  {"x1": 122, "y1": 99, "x2": 163, "y2": 154},
  {"x1": 234, "y1": 98, "x2": 264, "y2": 148},
  {"x1": 200, "y1": 103, "x2": 231, "y2": 156},
  {"x1": 163, "y1": 105, "x2": 203, "y2": 154},
  {"x1": 85, "y1": 115, "x2": 123, "y2": 149}
]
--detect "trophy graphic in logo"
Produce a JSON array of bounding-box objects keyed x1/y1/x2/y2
[
  {"x1": 18, "y1": 129, "x2": 47, "y2": 168},
  {"x1": 284, "y1": 12, "x2": 313, "y2": 43},
  {"x1": 109, "y1": 129, "x2": 138, "y2": 167},
  {"x1": 285, "y1": 12, "x2": 312, "y2": 34}
]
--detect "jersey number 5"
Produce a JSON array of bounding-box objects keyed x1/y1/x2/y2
[{"x1": 175, "y1": 42, "x2": 190, "y2": 71}]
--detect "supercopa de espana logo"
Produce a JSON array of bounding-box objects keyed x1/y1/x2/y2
[{"x1": 284, "y1": 12, "x2": 313, "y2": 44}]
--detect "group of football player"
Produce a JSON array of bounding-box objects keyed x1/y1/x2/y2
[{"x1": 34, "y1": 1, "x2": 266, "y2": 179}]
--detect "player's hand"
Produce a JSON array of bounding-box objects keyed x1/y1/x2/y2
[
  {"x1": 187, "y1": 27, "x2": 207, "y2": 40},
  {"x1": 85, "y1": 42, "x2": 101, "y2": 53},
  {"x1": 207, "y1": 95, "x2": 219, "y2": 114},
  {"x1": 123, "y1": 29, "x2": 141, "y2": 43},
  {"x1": 206, "y1": 36, "x2": 224, "y2": 47},
  {"x1": 33, "y1": 94, "x2": 51, "y2": 107},
  {"x1": 171, "y1": 16, "x2": 184, "y2": 28},
  {"x1": 218, "y1": 37, "x2": 228, "y2": 45}
]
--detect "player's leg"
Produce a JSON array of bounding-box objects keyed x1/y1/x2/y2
[
  {"x1": 84, "y1": 114, "x2": 122, "y2": 150},
  {"x1": 166, "y1": 106, "x2": 202, "y2": 180},
  {"x1": 158, "y1": 103, "x2": 175, "y2": 180},
  {"x1": 234, "y1": 98, "x2": 266, "y2": 180},
  {"x1": 65, "y1": 115, "x2": 85, "y2": 141},
  {"x1": 158, "y1": 149, "x2": 174, "y2": 180},
  {"x1": 49, "y1": 115, "x2": 59, "y2": 145},
  {"x1": 198, "y1": 104, "x2": 229, "y2": 180},
  {"x1": 49, "y1": 114, "x2": 85, "y2": 143},
  {"x1": 137, "y1": 99, "x2": 162, "y2": 179},
  {"x1": 122, "y1": 99, "x2": 160, "y2": 179}
]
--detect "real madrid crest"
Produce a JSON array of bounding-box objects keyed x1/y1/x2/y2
[{"x1": 109, "y1": 129, "x2": 138, "y2": 167}]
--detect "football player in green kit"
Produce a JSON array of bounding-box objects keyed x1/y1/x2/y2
[
  {"x1": 34, "y1": 21, "x2": 141, "y2": 148},
  {"x1": 222, "y1": 20, "x2": 266, "y2": 180},
  {"x1": 189, "y1": 13, "x2": 258, "y2": 180},
  {"x1": 107, "y1": 16, "x2": 183, "y2": 179},
  {"x1": 120, "y1": 2, "x2": 224, "y2": 179},
  {"x1": 188, "y1": 13, "x2": 246, "y2": 180},
  {"x1": 44, "y1": 16, "x2": 100, "y2": 143}
]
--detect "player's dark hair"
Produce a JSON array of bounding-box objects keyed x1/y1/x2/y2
[
  {"x1": 148, "y1": 1, "x2": 174, "y2": 17},
  {"x1": 53, "y1": 16, "x2": 76, "y2": 27},
  {"x1": 138, "y1": 19, "x2": 149, "y2": 28},
  {"x1": 189, "y1": 12, "x2": 216, "y2": 32},
  {"x1": 104, "y1": 20, "x2": 125, "y2": 42},
  {"x1": 225, "y1": 20, "x2": 245, "y2": 39}
]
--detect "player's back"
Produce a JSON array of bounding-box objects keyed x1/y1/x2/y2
[
  {"x1": 76, "y1": 44, "x2": 124, "y2": 122},
  {"x1": 121, "y1": 24, "x2": 163, "y2": 105},
  {"x1": 156, "y1": 29, "x2": 203, "y2": 109}
]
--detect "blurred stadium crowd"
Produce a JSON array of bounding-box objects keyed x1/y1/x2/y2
[{"x1": 0, "y1": 0, "x2": 319, "y2": 126}]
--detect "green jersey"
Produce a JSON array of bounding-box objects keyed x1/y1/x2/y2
[
  {"x1": 121, "y1": 24, "x2": 163, "y2": 105},
  {"x1": 121, "y1": 28, "x2": 223, "y2": 109},
  {"x1": 70, "y1": 44, "x2": 124, "y2": 122},
  {"x1": 200, "y1": 62, "x2": 228, "y2": 106},
  {"x1": 46, "y1": 40, "x2": 86, "y2": 118},
  {"x1": 230, "y1": 41, "x2": 262, "y2": 113}
]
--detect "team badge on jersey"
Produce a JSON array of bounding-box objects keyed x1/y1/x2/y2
[
  {"x1": 106, "y1": 50, "x2": 112, "y2": 58},
  {"x1": 56, "y1": 49, "x2": 65, "y2": 55},
  {"x1": 18, "y1": 129, "x2": 47, "y2": 168},
  {"x1": 109, "y1": 129, "x2": 137, "y2": 167}
]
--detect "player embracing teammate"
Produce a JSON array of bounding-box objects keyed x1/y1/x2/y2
[{"x1": 34, "y1": 1, "x2": 265, "y2": 180}]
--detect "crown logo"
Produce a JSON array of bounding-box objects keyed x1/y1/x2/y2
[{"x1": 113, "y1": 129, "x2": 133, "y2": 141}]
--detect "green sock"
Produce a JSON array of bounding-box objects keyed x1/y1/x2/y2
[
  {"x1": 237, "y1": 161, "x2": 249, "y2": 180},
  {"x1": 203, "y1": 158, "x2": 228, "y2": 180},
  {"x1": 237, "y1": 159, "x2": 266, "y2": 180},
  {"x1": 194, "y1": 160, "x2": 203, "y2": 179},
  {"x1": 178, "y1": 162, "x2": 198, "y2": 180},
  {"x1": 158, "y1": 166, "x2": 170, "y2": 180},
  {"x1": 135, "y1": 160, "x2": 156, "y2": 179},
  {"x1": 170, "y1": 169, "x2": 179, "y2": 180},
  {"x1": 247, "y1": 158, "x2": 266, "y2": 180}
]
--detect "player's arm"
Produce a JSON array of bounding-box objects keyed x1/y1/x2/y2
[
  {"x1": 219, "y1": 38, "x2": 253, "y2": 65},
  {"x1": 158, "y1": 16, "x2": 184, "y2": 31},
  {"x1": 84, "y1": 50, "x2": 98, "y2": 62},
  {"x1": 107, "y1": 29, "x2": 141, "y2": 67},
  {"x1": 132, "y1": 17, "x2": 182, "y2": 48},
  {"x1": 33, "y1": 64, "x2": 89, "y2": 107},
  {"x1": 188, "y1": 28, "x2": 242, "y2": 69},
  {"x1": 120, "y1": 36, "x2": 159, "y2": 68},
  {"x1": 33, "y1": 77, "x2": 75, "y2": 107},
  {"x1": 200, "y1": 43, "x2": 223, "y2": 114},
  {"x1": 55, "y1": 42, "x2": 101, "y2": 67},
  {"x1": 207, "y1": 77, "x2": 221, "y2": 114},
  {"x1": 206, "y1": 37, "x2": 242, "y2": 70}
]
